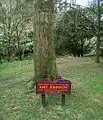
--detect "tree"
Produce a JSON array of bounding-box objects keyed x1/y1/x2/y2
[
  {"x1": 33, "y1": 0, "x2": 58, "y2": 81},
  {"x1": 53, "y1": 0, "x2": 103, "y2": 59},
  {"x1": 95, "y1": 0, "x2": 101, "y2": 63},
  {"x1": 0, "y1": 0, "x2": 33, "y2": 61},
  {"x1": 53, "y1": 7, "x2": 95, "y2": 56}
]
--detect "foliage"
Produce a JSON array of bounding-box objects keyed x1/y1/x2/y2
[
  {"x1": 0, "y1": 0, "x2": 103, "y2": 62},
  {"x1": 0, "y1": 0, "x2": 34, "y2": 62},
  {"x1": 87, "y1": 0, "x2": 103, "y2": 62},
  {"x1": 53, "y1": 8, "x2": 95, "y2": 56}
]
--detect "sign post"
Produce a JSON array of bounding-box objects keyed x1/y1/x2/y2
[
  {"x1": 41, "y1": 94, "x2": 46, "y2": 105},
  {"x1": 61, "y1": 94, "x2": 65, "y2": 106}
]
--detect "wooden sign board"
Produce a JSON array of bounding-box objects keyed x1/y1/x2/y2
[
  {"x1": 36, "y1": 80, "x2": 71, "y2": 95},
  {"x1": 36, "y1": 82, "x2": 71, "y2": 94},
  {"x1": 36, "y1": 78, "x2": 71, "y2": 106}
]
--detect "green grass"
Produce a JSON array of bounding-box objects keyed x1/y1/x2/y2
[
  {"x1": 0, "y1": 60, "x2": 34, "y2": 80},
  {"x1": 0, "y1": 57, "x2": 103, "y2": 120}
]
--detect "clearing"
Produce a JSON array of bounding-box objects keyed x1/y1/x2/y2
[{"x1": 0, "y1": 57, "x2": 103, "y2": 120}]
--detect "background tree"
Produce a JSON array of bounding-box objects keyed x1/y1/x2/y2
[
  {"x1": 53, "y1": 4, "x2": 95, "y2": 56},
  {"x1": 0, "y1": 0, "x2": 103, "y2": 64},
  {"x1": 95, "y1": 0, "x2": 101, "y2": 63},
  {"x1": 0, "y1": 0, "x2": 34, "y2": 61}
]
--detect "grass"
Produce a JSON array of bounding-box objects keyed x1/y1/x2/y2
[
  {"x1": 0, "y1": 56, "x2": 103, "y2": 120},
  {"x1": 0, "y1": 60, "x2": 34, "y2": 80}
]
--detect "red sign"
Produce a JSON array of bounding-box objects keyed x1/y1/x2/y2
[{"x1": 36, "y1": 80, "x2": 71, "y2": 95}]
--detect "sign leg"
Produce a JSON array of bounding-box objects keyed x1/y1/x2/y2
[
  {"x1": 41, "y1": 94, "x2": 46, "y2": 105},
  {"x1": 61, "y1": 94, "x2": 65, "y2": 106}
]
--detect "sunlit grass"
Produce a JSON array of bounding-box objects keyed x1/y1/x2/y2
[{"x1": 0, "y1": 60, "x2": 34, "y2": 80}]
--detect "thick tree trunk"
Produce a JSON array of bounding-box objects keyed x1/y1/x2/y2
[{"x1": 33, "y1": 0, "x2": 57, "y2": 81}]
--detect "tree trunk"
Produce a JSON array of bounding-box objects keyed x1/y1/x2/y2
[
  {"x1": 19, "y1": 49, "x2": 22, "y2": 61},
  {"x1": 95, "y1": 0, "x2": 101, "y2": 63},
  {"x1": 0, "y1": 55, "x2": 2, "y2": 64},
  {"x1": 7, "y1": 39, "x2": 11, "y2": 62},
  {"x1": 80, "y1": 43, "x2": 84, "y2": 57},
  {"x1": 33, "y1": 0, "x2": 57, "y2": 81}
]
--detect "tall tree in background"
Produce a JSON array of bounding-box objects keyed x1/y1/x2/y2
[
  {"x1": 33, "y1": 0, "x2": 57, "y2": 81},
  {"x1": 95, "y1": 0, "x2": 101, "y2": 63},
  {"x1": 0, "y1": 0, "x2": 29, "y2": 61}
]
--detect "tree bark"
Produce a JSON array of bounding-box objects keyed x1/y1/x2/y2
[{"x1": 33, "y1": 0, "x2": 57, "y2": 81}]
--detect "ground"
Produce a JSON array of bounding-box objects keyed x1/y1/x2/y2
[{"x1": 0, "y1": 57, "x2": 103, "y2": 120}]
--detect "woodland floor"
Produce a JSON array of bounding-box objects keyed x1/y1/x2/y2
[{"x1": 0, "y1": 56, "x2": 103, "y2": 120}]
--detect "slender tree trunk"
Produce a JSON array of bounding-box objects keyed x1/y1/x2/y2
[
  {"x1": 95, "y1": 0, "x2": 101, "y2": 63},
  {"x1": 33, "y1": 0, "x2": 57, "y2": 81},
  {"x1": 7, "y1": 39, "x2": 11, "y2": 62},
  {"x1": 81, "y1": 42, "x2": 84, "y2": 57},
  {"x1": 18, "y1": 42, "x2": 22, "y2": 61},
  {"x1": 0, "y1": 55, "x2": 2, "y2": 63},
  {"x1": 19, "y1": 49, "x2": 22, "y2": 61}
]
